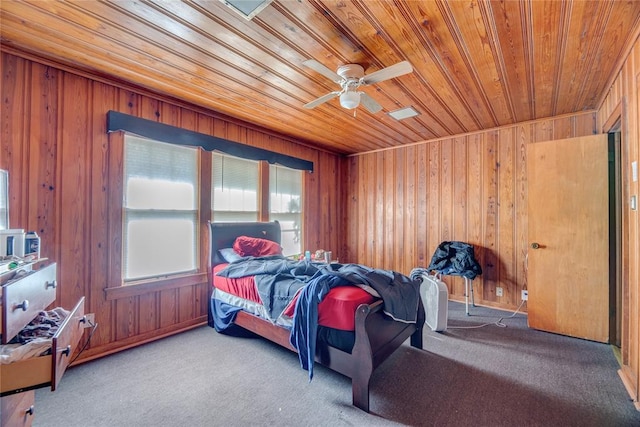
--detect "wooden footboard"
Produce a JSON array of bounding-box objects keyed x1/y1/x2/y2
[{"x1": 230, "y1": 298, "x2": 425, "y2": 413}]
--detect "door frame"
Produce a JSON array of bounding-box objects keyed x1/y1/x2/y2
[{"x1": 603, "y1": 108, "x2": 624, "y2": 348}]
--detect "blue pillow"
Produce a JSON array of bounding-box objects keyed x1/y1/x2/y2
[{"x1": 219, "y1": 247, "x2": 246, "y2": 263}]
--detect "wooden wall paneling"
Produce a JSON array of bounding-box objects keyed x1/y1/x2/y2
[
  {"x1": 532, "y1": 118, "x2": 554, "y2": 143},
  {"x1": 349, "y1": 156, "x2": 360, "y2": 264},
  {"x1": 176, "y1": 284, "x2": 195, "y2": 329},
  {"x1": 304, "y1": 152, "x2": 320, "y2": 252},
  {"x1": 89, "y1": 80, "x2": 118, "y2": 350},
  {"x1": 318, "y1": 151, "x2": 333, "y2": 254},
  {"x1": 552, "y1": 115, "x2": 574, "y2": 140},
  {"x1": 574, "y1": 112, "x2": 597, "y2": 137},
  {"x1": 372, "y1": 153, "x2": 383, "y2": 268},
  {"x1": 138, "y1": 96, "x2": 158, "y2": 122},
  {"x1": 343, "y1": 155, "x2": 358, "y2": 263},
  {"x1": 27, "y1": 62, "x2": 58, "y2": 250},
  {"x1": 427, "y1": 141, "x2": 440, "y2": 260},
  {"x1": 462, "y1": 134, "x2": 484, "y2": 302},
  {"x1": 498, "y1": 127, "x2": 516, "y2": 304},
  {"x1": 362, "y1": 154, "x2": 374, "y2": 267},
  {"x1": 515, "y1": 124, "x2": 529, "y2": 305},
  {"x1": 439, "y1": 138, "x2": 458, "y2": 294},
  {"x1": 212, "y1": 116, "x2": 226, "y2": 139},
  {"x1": 139, "y1": 292, "x2": 158, "y2": 334},
  {"x1": 323, "y1": 151, "x2": 340, "y2": 258},
  {"x1": 1, "y1": 55, "x2": 28, "y2": 227},
  {"x1": 440, "y1": 137, "x2": 453, "y2": 244},
  {"x1": 452, "y1": 136, "x2": 468, "y2": 296},
  {"x1": 58, "y1": 72, "x2": 90, "y2": 310},
  {"x1": 402, "y1": 146, "x2": 416, "y2": 276},
  {"x1": 482, "y1": 131, "x2": 499, "y2": 303},
  {"x1": 226, "y1": 121, "x2": 246, "y2": 145},
  {"x1": 115, "y1": 297, "x2": 138, "y2": 340},
  {"x1": 394, "y1": 149, "x2": 402, "y2": 272},
  {"x1": 466, "y1": 134, "x2": 484, "y2": 302},
  {"x1": 383, "y1": 150, "x2": 394, "y2": 270},
  {"x1": 416, "y1": 144, "x2": 429, "y2": 267}
]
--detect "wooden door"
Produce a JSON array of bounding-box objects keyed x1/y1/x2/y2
[{"x1": 527, "y1": 134, "x2": 609, "y2": 342}]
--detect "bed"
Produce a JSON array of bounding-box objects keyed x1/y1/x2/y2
[{"x1": 207, "y1": 221, "x2": 425, "y2": 412}]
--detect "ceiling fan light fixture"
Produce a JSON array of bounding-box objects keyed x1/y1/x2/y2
[{"x1": 340, "y1": 91, "x2": 361, "y2": 109}]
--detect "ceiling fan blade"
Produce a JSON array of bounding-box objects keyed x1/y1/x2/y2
[
  {"x1": 302, "y1": 59, "x2": 343, "y2": 84},
  {"x1": 304, "y1": 91, "x2": 341, "y2": 109},
  {"x1": 359, "y1": 92, "x2": 383, "y2": 113},
  {"x1": 361, "y1": 61, "x2": 413, "y2": 85}
]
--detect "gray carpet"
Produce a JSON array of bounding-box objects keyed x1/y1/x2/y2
[{"x1": 32, "y1": 302, "x2": 640, "y2": 427}]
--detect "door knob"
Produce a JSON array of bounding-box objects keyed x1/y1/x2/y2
[{"x1": 530, "y1": 242, "x2": 540, "y2": 249}]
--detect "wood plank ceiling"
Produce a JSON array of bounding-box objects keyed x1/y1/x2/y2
[{"x1": 1, "y1": 0, "x2": 640, "y2": 155}]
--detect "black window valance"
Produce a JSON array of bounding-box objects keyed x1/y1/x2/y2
[{"x1": 107, "y1": 111, "x2": 313, "y2": 172}]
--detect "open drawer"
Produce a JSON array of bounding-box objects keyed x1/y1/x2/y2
[{"x1": 1, "y1": 297, "x2": 86, "y2": 396}]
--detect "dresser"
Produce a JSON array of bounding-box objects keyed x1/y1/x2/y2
[{"x1": 0, "y1": 262, "x2": 89, "y2": 426}]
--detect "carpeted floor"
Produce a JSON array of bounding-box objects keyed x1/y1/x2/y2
[{"x1": 32, "y1": 301, "x2": 640, "y2": 427}]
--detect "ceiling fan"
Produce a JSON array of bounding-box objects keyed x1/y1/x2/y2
[{"x1": 302, "y1": 59, "x2": 413, "y2": 113}]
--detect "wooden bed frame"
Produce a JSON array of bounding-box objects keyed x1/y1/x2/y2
[{"x1": 207, "y1": 221, "x2": 425, "y2": 412}]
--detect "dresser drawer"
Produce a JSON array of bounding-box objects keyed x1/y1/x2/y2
[
  {"x1": 2, "y1": 264, "x2": 57, "y2": 344},
  {"x1": 1, "y1": 390, "x2": 35, "y2": 427},
  {"x1": 1, "y1": 297, "x2": 86, "y2": 396}
]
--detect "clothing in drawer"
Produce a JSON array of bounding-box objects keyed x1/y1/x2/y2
[
  {"x1": 2, "y1": 264, "x2": 57, "y2": 344},
  {"x1": 1, "y1": 297, "x2": 86, "y2": 396}
]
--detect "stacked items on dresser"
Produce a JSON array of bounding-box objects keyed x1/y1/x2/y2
[{"x1": 0, "y1": 307, "x2": 69, "y2": 364}]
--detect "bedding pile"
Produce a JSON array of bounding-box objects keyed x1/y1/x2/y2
[{"x1": 212, "y1": 237, "x2": 422, "y2": 379}]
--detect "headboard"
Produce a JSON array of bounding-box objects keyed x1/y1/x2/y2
[{"x1": 208, "y1": 221, "x2": 282, "y2": 267}]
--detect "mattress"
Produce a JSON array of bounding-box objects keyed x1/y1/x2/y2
[{"x1": 212, "y1": 263, "x2": 376, "y2": 331}]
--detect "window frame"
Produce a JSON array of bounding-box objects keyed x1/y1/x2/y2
[
  {"x1": 104, "y1": 128, "x2": 307, "y2": 301},
  {"x1": 269, "y1": 163, "x2": 303, "y2": 256},
  {"x1": 105, "y1": 132, "x2": 210, "y2": 300},
  {"x1": 211, "y1": 152, "x2": 260, "y2": 222}
]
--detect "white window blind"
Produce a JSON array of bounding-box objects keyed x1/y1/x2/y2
[
  {"x1": 124, "y1": 136, "x2": 198, "y2": 281},
  {"x1": 212, "y1": 153, "x2": 259, "y2": 222},
  {"x1": 269, "y1": 164, "x2": 302, "y2": 256}
]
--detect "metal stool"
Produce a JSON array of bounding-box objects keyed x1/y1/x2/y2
[{"x1": 427, "y1": 241, "x2": 482, "y2": 316}]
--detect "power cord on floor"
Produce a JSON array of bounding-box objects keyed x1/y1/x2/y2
[{"x1": 447, "y1": 299, "x2": 527, "y2": 329}]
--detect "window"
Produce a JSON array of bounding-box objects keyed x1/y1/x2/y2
[
  {"x1": 212, "y1": 153, "x2": 259, "y2": 221},
  {"x1": 123, "y1": 136, "x2": 199, "y2": 281},
  {"x1": 270, "y1": 164, "x2": 302, "y2": 256}
]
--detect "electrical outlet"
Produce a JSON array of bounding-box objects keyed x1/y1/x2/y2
[
  {"x1": 83, "y1": 313, "x2": 96, "y2": 328},
  {"x1": 521, "y1": 290, "x2": 528, "y2": 301},
  {"x1": 496, "y1": 287, "x2": 503, "y2": 297}
]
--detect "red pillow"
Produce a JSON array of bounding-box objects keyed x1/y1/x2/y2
[{"x1": 233, "y1": 236, "x2": 282, "y2": 257}]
